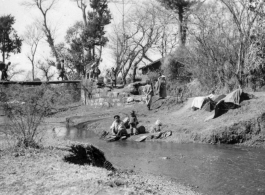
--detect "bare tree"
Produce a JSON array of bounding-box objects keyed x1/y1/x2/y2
[
  {"x1": 36, "y1": 60, "x2": 55, "y2": 81},
  {"x1": 109, "y1": 3, "x2": 162, "y2": 83},
  {"x1": 70, "y1": 0, "x2": 89, "y2": 26},
  {"x1": 22, "y1": 0, "x2": 61, "y2": 65},
  {"x1": 188, "y1": 2, "x2": 239, "y2": 89},
  {"x1": 150, "y1": 1, "x2": 179, "y2": 57},
  {"x1": 23, "y1": 22, "x2": 44, "y2": 80},
  {"x1": 219, "y1": 0, "x2": 264, "y2": 85},
  {"x1": 157, "y1": 0, "x2": 205, "y2": 46},
  {"x1": 7, "y1": 63, "x2": 25, "y2": 81}
]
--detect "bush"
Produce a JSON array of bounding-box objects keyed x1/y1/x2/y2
[
  {"x1": 126, "y1": 77, "x2": 132, "y2": 84},
  {"x1": 116, "y1": 77, "x2": 123, "y2": 85},
  {"x1": 147, "y1": 70, "x2": 161, "y2": 84},
  {"x1": 0, "y1": 84, "x2": 75, "y2": 148},
  {"x1": 162, "y1": 46, "x2": 192, "y2": 83}
]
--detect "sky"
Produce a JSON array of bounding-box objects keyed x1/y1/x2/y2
[{"x1": 0, "y1": 0, "x2": 136, "y2": 80}]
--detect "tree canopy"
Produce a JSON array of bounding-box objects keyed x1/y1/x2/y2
[{"x1": 0, "y1": 15, "x2": 22, "y2": 63}]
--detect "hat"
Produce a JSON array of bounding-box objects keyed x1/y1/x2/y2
[{"x1": 114, "y1": 115, "x2": 120, "y2": 119}]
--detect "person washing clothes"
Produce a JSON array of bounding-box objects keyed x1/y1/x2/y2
[
  {"x1": 110, "y1": 115, "x2": 128, "y2": 137},
  {"x1": 129, "y1": 110, "x2": 139, "y2": 135}
]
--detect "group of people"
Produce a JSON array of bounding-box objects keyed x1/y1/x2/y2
[
  {"x1": 143, "y1": 73, "x2": 167, "y2": 110},
  {"x1": 109, "y1": 110, "x2": 139, "y2": 138},
  {"x1": 0, "y1": 61, "x2": 11, "y2": 81},
  {"x1": 108, "y1": 73, "x2": 167, "y2": 138}
]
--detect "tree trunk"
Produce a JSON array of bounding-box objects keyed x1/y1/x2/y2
[
  {"x1": 32, "y1": 63, "x2": 35, "y2": 80},
  {"x1": 2, "y1": 51, "x2": 4, "y2": 63},
  {"x1": 235, "y1": 40, "x2": 245, "y2": 87},
  {"x1": 2, "y1": 33, "x2": 5, "y2": 63},
  {"x1": 132, "y1": 66, "x2": 137, "y2": 83},
  {"x1": 82, "y1": 8, "x2": 88, "y2": 27},
  {"x1": 178, "y1": 6, "x2": 186, "y2": 46}
]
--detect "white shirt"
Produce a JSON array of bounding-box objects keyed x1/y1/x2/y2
[{"x1": 110, "y1": 120, "x2": 126, "y2": 134}]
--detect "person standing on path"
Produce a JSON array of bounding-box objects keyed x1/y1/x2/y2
[
  {"x1": 156, "y1": 73, "x2": 167, "y2": 99},
  {"x1": 1, "y1": 62, "x2": 11, "y2": 81},
  {"x1": 144, "y1": 80, "x2": 154, "y2": 110}
]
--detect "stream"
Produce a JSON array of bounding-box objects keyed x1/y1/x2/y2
[{"x1": 49, "y1": 125, "x2": 265, "y2": 195}]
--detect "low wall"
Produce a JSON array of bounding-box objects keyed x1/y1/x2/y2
[{"x1": 81, "y1": 86, "x2": 146, "y2": 108}]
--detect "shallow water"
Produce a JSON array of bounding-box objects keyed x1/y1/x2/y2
[{"x1": 50, "y1": 125, "x2": 265, "y2": 195}]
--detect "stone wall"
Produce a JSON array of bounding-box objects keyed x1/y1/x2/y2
[
  {"x1": 80, "y1": 78, "x2": 148, "y2": 108},
  {"x1": 81, "y1": 85, "x2": 146, "y2": 108}
]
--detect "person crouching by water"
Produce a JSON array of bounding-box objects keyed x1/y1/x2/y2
[
  {"x1": 129, "y1": 110, "x2": 139, "y2": 135},
  {"x1": 110, "y1": 115, "x2": 128, "y2": 138}
]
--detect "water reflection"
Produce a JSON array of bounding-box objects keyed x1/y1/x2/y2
[{"x1": 51, "y1": 125, "x2": 265, "y2": 195}]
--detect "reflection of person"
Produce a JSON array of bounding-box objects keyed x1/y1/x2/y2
[
  {"x1": 156, "y1": 73, "x2": 167, "y2": 99},
  {"x1": 110, "y1": 115, "x2": 128, "y2": 137},
  {"x1": 129, "y1": 110, "x2": 139, "y2": 135},
  {"x1": 144, "y1": 80, "x2": 154, "y2": 110},
  {"x1": 1, "y1": 62, "x2": 11, "y2": 81}
]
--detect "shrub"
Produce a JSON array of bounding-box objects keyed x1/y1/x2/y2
[
  {"x1": 147, "y1": 70, "x2": 161, "y2": 84},
  {"x1": 162, "y1": 46, "x2": 192, "y2": 83},
  {"x1": 116, "y1": 77, "x2": 123, "y2": 85},
  {"x1": 0, "y1": 85, "x2": 70, "y2": 148},
  {"x1": 126, "y1": 77, "x2": 132, "y2": 84}
]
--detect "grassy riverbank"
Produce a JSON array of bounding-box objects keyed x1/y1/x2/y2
[{"x1": 0, "y1": 138, "x2": 201, "y2": 195}]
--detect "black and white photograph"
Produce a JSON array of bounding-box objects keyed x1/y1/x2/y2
[{"x1": 0, "y1": 0, "x2": 265, "y2": 194}]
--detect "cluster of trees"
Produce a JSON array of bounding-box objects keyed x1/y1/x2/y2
[
  {"x1": 160, "y1": 0, "x2": 265, "y2": 92},
  {"x1": 0, "y1": 0, "x2": 112, "y2": 81},
  {"x1": 21, "y1": 0, "x2": 111, "y2": 81},
  {"x1": 1, "y1": 0, "x2": 265, "y2": 91}
]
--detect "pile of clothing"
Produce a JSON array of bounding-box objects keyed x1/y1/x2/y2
[{"x1": 204, "y1": 89, "x2": 255, "y2": 120}]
